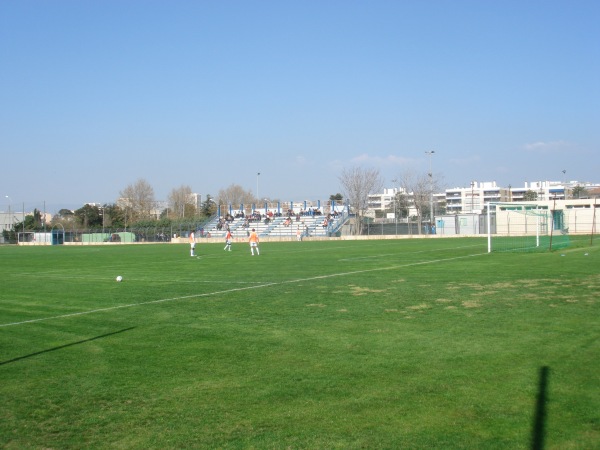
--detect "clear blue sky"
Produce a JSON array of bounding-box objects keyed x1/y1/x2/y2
[{"x1": 2, "y1": 0, "x2": 598, "y2": 212}]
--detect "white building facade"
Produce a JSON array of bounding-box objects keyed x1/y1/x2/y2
[{"x1": 369, "y1": 180, "x2": 599, "y2": 217}]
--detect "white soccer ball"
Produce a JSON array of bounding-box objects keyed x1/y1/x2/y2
[{"x1": 116, "y1": 276, "x2": 123, "y2": 282}]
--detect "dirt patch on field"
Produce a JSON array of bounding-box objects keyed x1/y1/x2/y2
[
  {"x1": 349, "y1": 285, "x2": 386, "y2": 296},
  {"x1": 407, "y1": 303, "x2": 430, "y2": 310},
  {"x1": 462, "y1": 300, "x2": 481, "y2": 308}
]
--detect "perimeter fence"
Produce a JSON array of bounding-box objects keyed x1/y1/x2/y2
[{"x1": 7, "y1": 222, "x2": 212, "y2": 245}]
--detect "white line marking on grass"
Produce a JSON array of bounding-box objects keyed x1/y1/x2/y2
[
  {"x1": 338, "y1": 244, "x2": 484, "y2": 262},
  {"x1": 0, "y1": 252, "x2": 487, "y2": 328},
  {"x1": 339, "y1": 253, "x2": 397, "y2": 261},
  {"x1": 7, "y1": 272, "x2": 268, "y2": 285}
]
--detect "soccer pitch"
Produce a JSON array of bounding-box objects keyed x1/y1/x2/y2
[{"x1": 1, "y1": 238, "x2": 598, "y2": 448}]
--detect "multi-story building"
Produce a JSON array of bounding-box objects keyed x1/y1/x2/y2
[
  {"x1": 367, "y1": 188, "x2": 416, "y2": 218},
  {"x1": 446, "y1": 181, "x2": 508, "y2": 214},
  {"x1": 367, "y1": 187, "x2": 446, "y2": 219},
  {"x1": 509, "y1": 180, "x2": 568, "y2": 202},
  {"x1": 369, "y1": 180, "x2": 599, "y2": 217}
]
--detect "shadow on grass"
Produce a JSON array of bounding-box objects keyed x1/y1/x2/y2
[
  {"x1": 0, "y1": 327, "x2": 136, "y2": 366},
  {"x1": 531, "y1": 365, "x2": 550, "y2": 450}
]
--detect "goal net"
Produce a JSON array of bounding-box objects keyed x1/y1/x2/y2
[{"x1": 487, "y1": 202, "x2": 570, "y2": 253}]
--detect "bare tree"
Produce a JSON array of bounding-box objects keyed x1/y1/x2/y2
[
  {"x1": 217, "y1": 184, "x2": 255, "y2": 207},
  {"x1": 168, "y1": 185, "x2": 196, "y2": 219},
  {"x1": 400, "y1": 172, "x2": 429, "y2": 234},
  {"x1": 339, "y1": 167, "x2": 383, "y2": 235},
  {"x1": 389, "y1": 190, "x2": 410, "y2": 220},
  {"x1": 119, "y1": 178, "x2": 156, "y2": 223},
  {"x1": 399, "y1": 170, "x2": 444, "y2": 234}
]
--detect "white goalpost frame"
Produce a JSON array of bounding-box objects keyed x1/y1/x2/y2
[
  {"x1": 487, "y1": 202, "x2": 547, "y2": 253},
  {"x1": 536, "y1": 211, "x2": 540, "y2": 248},
  {"x1": 487, "y1": 204, "x2": 491, "y2": 253}
]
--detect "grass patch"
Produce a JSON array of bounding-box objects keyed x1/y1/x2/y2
[{"x1": 1, "y1": 238, "x2": 598, "y2": 448}]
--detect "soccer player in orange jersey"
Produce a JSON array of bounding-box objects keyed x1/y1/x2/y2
[
  {"x1": 248, "y1": 228, "x2": 260, "y2": 255},
  {"x1": 224, "y1": 229, "x2": 232, "y2": 251}
]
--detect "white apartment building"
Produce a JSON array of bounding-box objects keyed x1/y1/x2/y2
[
  {"x1": 509, "y1": 181, "x2": 567, "y2": 202},
  {"x1": 369, "y1": 180, "x2": 599, "y2": 216},
  {"x1": 447, "y1": 180, "x2": 589, "y2": 213},
  {"x1": 367, "y1": 188, "x2": 416, "y2": 219},
  {"x1": 446, "y1": 181, "x2": 508, "y2": 214}
]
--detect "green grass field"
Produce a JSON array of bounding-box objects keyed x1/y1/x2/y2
[{"x1": 1, "y1": 237, "x2": 598, "y2": 449}]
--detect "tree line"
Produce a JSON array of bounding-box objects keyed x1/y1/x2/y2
[
  {"x1": 2, "y1": 177, "x2": 344, "y2": 237},
  {"x1": 4, "y1": 165, "x2": 458, "y2": 240}
]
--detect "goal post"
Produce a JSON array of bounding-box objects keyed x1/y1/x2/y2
[{"x1": 487, "y1": 202, "x2": 570, "y2": 253}]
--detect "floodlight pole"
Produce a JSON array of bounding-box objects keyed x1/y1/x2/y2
[
  {"x1": 5, "y1": 195, "x2": 11, "y2": 231},
  {"x1": 549, "y1": 194, "x2": 557, "y2": 251},
  {"x1": 425, "y1": 151, "x2": 435, "y2": 225},
  {"x1": 591, "y1": 196, "x2": 597, "y2": 246},
  {"x1": 391, "y1": 178, "x2": 398, "y2": 235},
  {"x1": 487, "y1": 202, "x2": 491, "y2": 253},
  {"x1": 256, "y1": 172, "x2": 260, "y2": 202}
]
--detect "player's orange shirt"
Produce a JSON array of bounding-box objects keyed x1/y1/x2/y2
[{"x1": 249, "y1": 231, "x2": 259, "y2": 243}]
